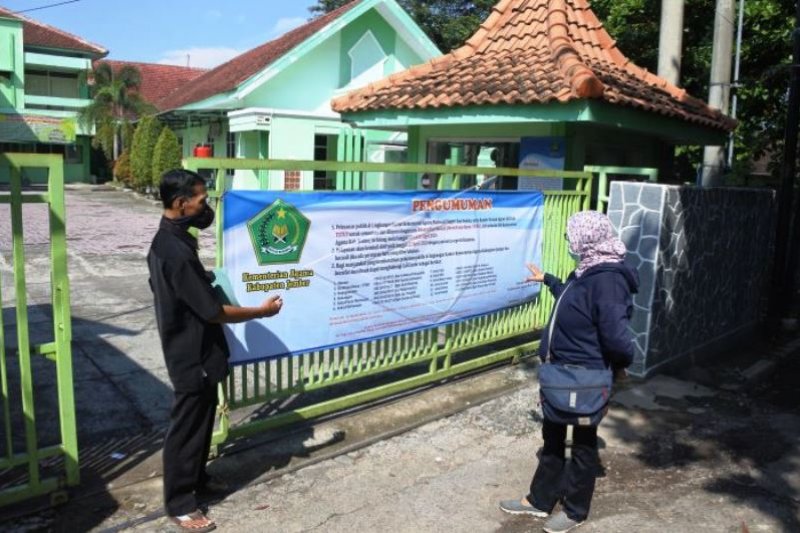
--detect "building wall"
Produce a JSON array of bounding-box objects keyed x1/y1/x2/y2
[
  {"x1": 339, "y1": 8, "x2": 397, "y2": 85},
  {"x1": 608, "y1": 182, "x2": 776, "y2": 376},
  {"x1": 0, "y1": 16, "x2": 93, "y2": 182},
  {"x1": 244, "y1": 34, "x2": 343, "y2": 115},
  {"x1": 0, "y1": 17, "x2": 24, "y2": 110}
]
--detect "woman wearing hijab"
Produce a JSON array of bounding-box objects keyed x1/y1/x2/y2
[{"x1": 500, "y1": 211, "x2": 639, "y2": 533}]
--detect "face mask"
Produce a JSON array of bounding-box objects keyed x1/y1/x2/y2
[
  {"x1": 190, "y1": 204, "x2": 215, "y2": 230},
  {"x1": 173, "y1": 203, "x2": 215, "y2": 230},
  {"x1": 569, "y1": 251, "x2": 581, "y2": 262}
]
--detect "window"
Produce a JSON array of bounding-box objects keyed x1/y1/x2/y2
[
  {"x1": 24, "y1": 70, "x2": 79, "y2": 99},
  {"x1": 426, "y1": 141, "x2": 521, "y2": 190},
  {"x1": 347, "y1": 31, "x2": 387, "y2": 86},
  {"x1": 313, "y1": 134, "x2": 336, "y2": 190},
  {"x1": 0, "y1": 142, "x2": 82, "y2": 164},
  {"x1": 226, "y1": 131, "x2": 236, "y2": 177},
  {"x1": 64, "y1": 144, "x2": 82, "y2": 164}
]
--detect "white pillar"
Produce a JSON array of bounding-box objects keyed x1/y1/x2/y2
[
  {"x1": 657, "y1": 0, "x2": 685, "y2": 86},
  {"x1": 701, "y1": 0, "x2": 735, "y2": 187}
]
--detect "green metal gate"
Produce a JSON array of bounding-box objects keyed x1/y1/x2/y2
[
  {"x1": 0, "y1": 154, "x2": 78, "y2": 506},
  {"x1": 184, "y1": 158, "x2": 592, "y2": 447}
]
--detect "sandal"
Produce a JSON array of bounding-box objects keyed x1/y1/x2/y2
[{"x1": 169, "y1": 510, "x2": 217, "y2": 532}]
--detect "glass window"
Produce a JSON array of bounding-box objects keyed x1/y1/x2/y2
[
  {"x1": 25, "y1": 72, "x2": 49, "y2": 96},
  {"x1": 49, "y1": 73, "x2": 79, "y2": 99},
  {"x1": 64, "y1": 143, "x2": 82, "y2": 164},
  {"x1": 226, "y1": 131, "x2": 236, "y2": 177},
  {"x1": 426, "y1": 141, "x2": 520, "y2": 190},
  {"x1": 313, "y1": 134, "x2": 336, "y2": 190},
  {"x1": 24, "y1": 70, "x2": 80, "y2": 98}
]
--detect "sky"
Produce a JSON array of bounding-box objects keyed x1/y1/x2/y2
[{"x1": 1, "y1": 0, "x2": 320, "y2": 68}]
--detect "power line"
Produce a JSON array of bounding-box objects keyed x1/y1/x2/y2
[{"x1": 12, "y1": 0, "x2": 80, "y2": 14}]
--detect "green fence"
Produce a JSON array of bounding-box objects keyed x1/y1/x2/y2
[
  {"x1": 183, "y1": 158, "x2": 592, "y2": 447},
  {"x1": 0, "y1": 154, "x2": 78, "y2": 506}
]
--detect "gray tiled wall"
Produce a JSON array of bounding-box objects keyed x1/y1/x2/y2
[{"x1": 608, "y1": 183, "x2": 776, "y2": 376}]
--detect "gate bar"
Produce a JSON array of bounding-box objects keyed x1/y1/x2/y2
[{"x1": 10, "y1": 166, "x2": 39, "y2": 488}]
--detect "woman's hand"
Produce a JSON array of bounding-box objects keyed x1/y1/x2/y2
[{"x1": 525, "y1": 263, "x2": 545, "y2": 283}]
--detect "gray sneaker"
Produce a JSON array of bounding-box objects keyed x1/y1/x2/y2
[
  {"x1": 543, "y1": 511, "x2": 584, "y2": 533},
  {"x1": 499, "y1": 499, "x2": 549, "y2": 517}
]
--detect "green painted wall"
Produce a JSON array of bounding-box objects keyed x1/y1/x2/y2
[
  {"x1": 394, "y1": 33, "x2": 417, "y2": 71},
  {"x1": 0, "y1": 18, "x2": 24, "y2": 111},
  {"x1": 339, "y1": 8, "x2": 396, "y2": 87},
  {"x1": 268, "y1": 116, "x2": 317, "y2": 189},
  {"x1": 244, "y1": 34, "x2": 342, "y2": 114},
  {"x1": 232, "y1": 130, "x2": 261, "y2": 189}
]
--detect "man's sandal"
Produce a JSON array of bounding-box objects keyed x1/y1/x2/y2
[{"x1": 169, "y1": 510, "x2": 216, "y2": 532}]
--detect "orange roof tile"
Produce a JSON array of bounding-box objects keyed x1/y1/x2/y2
[
  {"x1": 0, "y1": 6, "x2": 107, "y2": 56},
  {"x1": 333, "y1": 0, "x2": 735, "y2": 132},
  {"x1": 98, "y1": 60, "x2": 207, "y2": 110}
]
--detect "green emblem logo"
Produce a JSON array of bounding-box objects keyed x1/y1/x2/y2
[{"x1": 247, "y1": 199, "x2": 310, "y2": 265}]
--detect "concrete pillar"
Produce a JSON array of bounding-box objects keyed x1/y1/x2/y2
[
  {"x1": 657, "y1": 0, "x2": 685, "y2": 86},
  {"x1": 701, "y1": 0, "x2": 735, "y2": 187}
]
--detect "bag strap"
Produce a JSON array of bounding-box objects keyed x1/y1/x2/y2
[{"x1": 546, "y1": 282, "x2": 573, "y2": 363}]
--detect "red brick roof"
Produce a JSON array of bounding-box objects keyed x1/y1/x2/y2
[
  {"x1": 98, "y1": 60, "x2": 207, "y2": 110},
  {"x1": 0, "y1": 6, "x2": 107, "y2": 56},
  {"x1": 157, "y1": 1, "x2": 362, "y2": 112},
  {"x1": 333, "y1": 0, "x2": 735, "y2": 132}
]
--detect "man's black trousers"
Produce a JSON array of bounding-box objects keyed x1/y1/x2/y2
[
  {"x1": 163, "y1": 379, "x2": 218, "y2": 517},
  {"x1": 527, "y1": 419, "x2": 599, "y2": 521}
]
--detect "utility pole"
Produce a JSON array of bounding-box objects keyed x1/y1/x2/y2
[
  {"x1": 701, "y1": 0, "x2": 736, "y2": 187},
  {"x1": 726, "y1": 0, "x2": 745, "y2": 167},
  {"x1": 658, "y1": 0, "x2": 685, "y2": 86},
  {"x1": 771, "y1": 1, "x2": 800, "y2": 321}
]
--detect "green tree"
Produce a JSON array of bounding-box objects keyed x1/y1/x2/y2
[
  {"x1": 151, "y1": 126, "x2": 183, "y2": 188},
  {"x1": 130, "y1": 115, "x2": 163, "y2": 190},
  {"x1": 78, "y1": 62, "x2": 153, "y2": 165}
]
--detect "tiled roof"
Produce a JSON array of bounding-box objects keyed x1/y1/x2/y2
[
  {"x1": 333, "y1": 0, "x2": 735, "y2": 132},
  {"x1": 99, "y1": 60, "x2": 207, "y2": 110},
  {"x1": 0, "y1": 6, "x2": 107, "y2": 56},
  {"x1": 157, "y1": 0, "x2": 363, "y2": 112}
]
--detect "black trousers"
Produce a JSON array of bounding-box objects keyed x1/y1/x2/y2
[
  {"x1": 527, "y1": 419, "x2": 599, "y2": 522},
  {"x1": 163, "y1": 380, "x2": 218, "y2": 517}
]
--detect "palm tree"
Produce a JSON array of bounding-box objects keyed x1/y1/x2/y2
[{"x1": 79, "y1": 62, "x2": 154, "y2": 165}]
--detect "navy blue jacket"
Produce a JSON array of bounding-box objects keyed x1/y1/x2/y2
[{"x1": 538, "y1": 262, "x2": 639, "y2": 371}]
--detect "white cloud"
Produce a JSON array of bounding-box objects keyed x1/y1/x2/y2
[
  {"x1": 157, "y1": 47, "x2": 242, "y2": 69},
  {"x1": 269, "y1": 17, "x2": 306, "y2": 37}
]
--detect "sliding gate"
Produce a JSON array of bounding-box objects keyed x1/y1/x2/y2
[{"x1": 184, "y1": 158, "x2": 593, "y2": 447}]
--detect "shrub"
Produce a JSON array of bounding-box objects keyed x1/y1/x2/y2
[
  {"x1": 113, "y1": 150, "x2": 132, "y2": 186},
  {"x1": 151, "y1": 126, "x2": 183, "y2": 188},
  {"x1": 130, "y1": 115, "x2": 163, "y2": 190}
]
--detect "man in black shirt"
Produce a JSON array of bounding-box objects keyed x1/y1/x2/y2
[{"x1": 148, "y1": 169, "x2": 283, "y2": 532}]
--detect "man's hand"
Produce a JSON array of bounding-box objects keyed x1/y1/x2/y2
[
  {"x1": 260, "y1": 295, "x2": 283, "y2": 318},
  {"x1": 525, "y1": 263, "x2": 545, "y2": 283}
]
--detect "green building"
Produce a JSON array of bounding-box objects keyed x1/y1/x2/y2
[
  {"x1": 0, "y1": 6, "x2": 106, "y2": 183},
  {"x1": 154, "y1": 0, "x2": 440, "y2": 191},
  {"x1": 333, "y1": 0, "x2": 736, "y2": 189}
]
